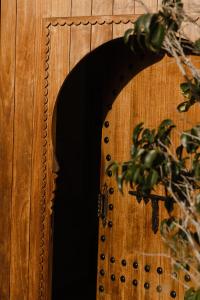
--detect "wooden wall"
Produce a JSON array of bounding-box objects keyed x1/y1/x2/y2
[{"x1": 0, "y1": 0, "x2": 198, "y2": 299}]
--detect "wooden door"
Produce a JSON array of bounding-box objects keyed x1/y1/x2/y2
[
  {"x1": 36, "y1": 15, "x2": 199, "y2": 299},
  {"x1": 97, "y1": 52, "x2": 200, "y2": 300}
]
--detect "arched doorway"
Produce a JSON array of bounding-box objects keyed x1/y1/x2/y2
[{"x1": 51, "y1": 38, "x2": 164, "y2": 299}]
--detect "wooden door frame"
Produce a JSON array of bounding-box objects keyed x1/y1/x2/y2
[{"x1": 33, "y1": 14, "x2": 138, "y2": 299}]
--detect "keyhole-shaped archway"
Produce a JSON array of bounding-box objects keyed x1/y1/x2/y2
[{"x1": 52, "y1": 37, "x2": 164, "y2": 299}]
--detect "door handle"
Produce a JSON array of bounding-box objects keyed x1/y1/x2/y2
[{"x1": 98, "y1": 183, "x2": 109, "y2": 227}]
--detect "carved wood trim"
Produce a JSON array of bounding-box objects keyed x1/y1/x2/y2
[
  {"x1": 45, "y1": 14, "x2": 137, "y2": 27},
  {"x1": 40, "y1": 14, "x2": 137, "y2": 299}
]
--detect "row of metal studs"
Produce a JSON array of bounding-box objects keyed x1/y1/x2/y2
[
  {"x1": 101, "y1": 115, "x2": 179, "y2": 298},
  {"x1": 99, "y1": 283, "x2": 177, "y2": 298}
]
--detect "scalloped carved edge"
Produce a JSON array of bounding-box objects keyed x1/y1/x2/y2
[
  {"x1": 45, "y1": 14, "x2": 137, "y2": 27},
  {"x1": 40, "y1": 14, "x2": 137, "y2": 299}
]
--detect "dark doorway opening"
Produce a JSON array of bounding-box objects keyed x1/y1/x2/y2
[{"x1": 52, "y1": 37, "x2": 163, "y2": 300}]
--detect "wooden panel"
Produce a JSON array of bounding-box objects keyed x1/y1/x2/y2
[
  {"x1": 70, "y1": 24, "x2": 91, "y2": 70},
  {"x1": 52, "y1": 0, "x2": 71, "y2": 17},
  {"x1": 48, "y1": 24, "x2": 71, "y2": 188},
  {"x1": 0, "y1": 1, "x2": 16, "y2": 299},
  {"x1": 135, "y1": 0, "x2": 158, "y2": 14},
  {"x1": 183, "y1": 0, "x2": 200, "y2": 12},
  {"x1": 113, "y1": 22, "x2": 133, "y2": 39},
  {"x1": 91, "y1": 24, "x2": 113, "y2": 51},
  {"x1": 28, "y1": 2, "x2": 52, "y2": 299},
  {"x1": 10, "y1": 0, "x2": 36, "y2": 299},
  {"x1": 31, "y1": 15, "x2": 135, "y2": 300},
  {"x1": 71, "y1": 0, "x2": 92, "y2": 16},
  {"x1": 113, "y1": 0, "x2": 135, "y2": 15},
  {"x1": 92, "y1": 0, "x2": 113, "y2": 15},
  {"x1": 97, "y1": 48, "x2": 200, "y2": 299}
]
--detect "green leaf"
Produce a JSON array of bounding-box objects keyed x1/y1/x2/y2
[
  {"x1": 132, "y1": 122, "x2": 144, "y2": 144},
  {"x1": 117, "y1": 175, "x2": 123, "y2": 193},
  {"x1": 124, "y1": 28, "x2": 134, "y2": 44},
  {"x1": 117, "y1": 172, "x2": 126, "y2": 193},
  {"x1": 144, "y1": 150, "x2": 158, "y2": 168},
  {"x1": 195, "y1": 163, "x2": 200, "y2": 180},
  {"x1": 149, "y1": 22, "x2": 165, "y2": 52},
  {"x1": 195, "y1": 194, "x2": 200, "y2": 213},
  {"x1": 132, "y1": 166, "x2": 141, "y2": 183},
  {"x1": 180, "y1": 82, "x2": 190, "y2": 94},
  {"x1": 136, "y1": 148, "x2": 146, "y2": 158},
  {"x1": 131, "y1": 145, "x2": 138, "y2": 158},
  {"x1": 135, "y1": 14, "x2": 153, "y2": 35},
  {"x1": 177, "y1": 101, "x2": 191, "y2": 112},
  {"x1": 147, "y1": 169, "x2": 159, "y2": 187},
  {"x1": 159, "y1": 119, "x2": 174, "y2": 128},
  {"x1": 184, "y1": 288, "x2": 197, "y2": 300},
  {"x1": 142, "y1": 128, "x2": 155, "y2": 144},
  {"x1": 191, "y1": 125, "x2": 200, "y2": 139},
  {"x1": 134, "y1": 14, "x2": 155, "y2": 51},
  {"x1": 176, "y1": 145, "x2": 183, "y2": 160},
  {"x1": 194, "y1": 38, "x2": 200, "y2": 50},
  {"x1": 181, "y1": 133, "x2": 190, "y2": 148}
]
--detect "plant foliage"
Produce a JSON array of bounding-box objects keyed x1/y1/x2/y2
[
  {"x1": 124, "y1": 0, "x2": 200, "y2": 112},
  {"x1": 106, "y1": 1, "x2": 200, "y2": 297},
  {"x1": 107, "y1": 120, "x2": 200, "y2": 205}
]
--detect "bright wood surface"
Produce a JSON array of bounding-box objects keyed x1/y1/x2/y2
[
  {"x1": 113, "y1": 0, "x2": 135, "y2": 15},
  {"x1": 9, "y1": 0, "x2": 36, "y2": 298},
  {"x1": 70, "y1": 24, "x2": 91, "y2": 70},
  {"x1": 0, "y1": 1, "x2": 16, "y2": 299},
  {"x1": 97, "y1": 52, "x2": 200, "y2": 300},
  {"x1": 92, "y1": 0, "x2": 113, "y2": 15},
  {"x1": 71, "y1": 0, "x2": 92, "y2": 16},
  {"x1": 51, "y1": 0, "x2": 71, "y2": 17},
  {"x1": 0, "y1": 0, "x2": 199, "y2": 299}
]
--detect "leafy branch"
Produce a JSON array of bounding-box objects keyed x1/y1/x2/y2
[
  {"x1": 124, "y1": 0, "x2": 200, "y2": 112},
  {"x1": 106, "y1": 0, "x2": 200, "y2": 298}
]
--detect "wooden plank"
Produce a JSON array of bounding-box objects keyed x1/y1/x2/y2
[
  {"x1": 183, "y1": 0, "x2": 200, "y2": 13},
  {"x1": 91, "y1": 23, "x2": 113, "y2": 51},
  {"x1": 28, "y1": 2, "x2": 52, "y2": 299},
  {"x1": 113, "y1": 22, "x2": 133, "y2": 39},
  {"x1": 10, "y1": 0, "x2": 36, "y2": 299},
  {"x1": 0, "y1": 1, "x2": 16, "y2": 299},
  {"x1": 71, "y1": 0, "x2": 92, "y2": 16},
  {"x1": 70, "y1": 24, "x2": 91, "y2": 70},
  {"x1": 113, "y1": 0, "x2": 135, "y2": 15},
  {"x1": 48, "y1": 24, "x2": 71, "y2": 177},
  {"x1": 96, "y1": 30, "x2": 199, "y2": 299},
  {"x1": 92, "y1": 0, "x2": 113, "y2": 15},
  {"x1": 158, "y1": 0, "x2": 162, "y2": 10},
  {"x1": 135, "y1": 0, "x2": 158, "y2": 14},
  {"x1": 130, "y1": 57, "x2": 164, "y2": 300},
  {"x1": 51, "y1": 0, "x2": 71, "y2": 17}
]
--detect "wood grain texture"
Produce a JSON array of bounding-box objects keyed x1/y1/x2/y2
[
  {"x1": 92, "y1": 0, "x2": 113, "y2": 15},
  {"x1": 97, "y1": 49, "x2": 200, "y2": 299},
  {"x1": 91, "y1": 23, "x2": 113, "y2": 51},
  {"x1": 30, "y1": 15, "x2": 135, "y2": 300},
  {"x1": 113, "y1": 0, "x2": 135, "y2": 15},
  {"x1": 135, "y1": 0, "x2": 158, "y2": 13},
  {"x1": 28, "y1": 2, "x2": 52, "y2": 300},
  {"x1": 10, "y1": 0, "x2": 36, "y2": 299},
  {"x1": 71, "y1": 0, "x2": 92, "y2": 16},
  {"x1": 70, "y1": 24, "x2": 91, "y2": 70},
  {"x1": 51, "y1": 0, "x2": 71, "y2": 17},
  {"x1": 1, "y1": 1, "x2": 199, "y2": 299},
  {"x1": 183, "y1": 0, "x2": 200, "y2": 12},
  {"x1": 0, "y1": 1, "x2": 16, "y2": 299}
]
